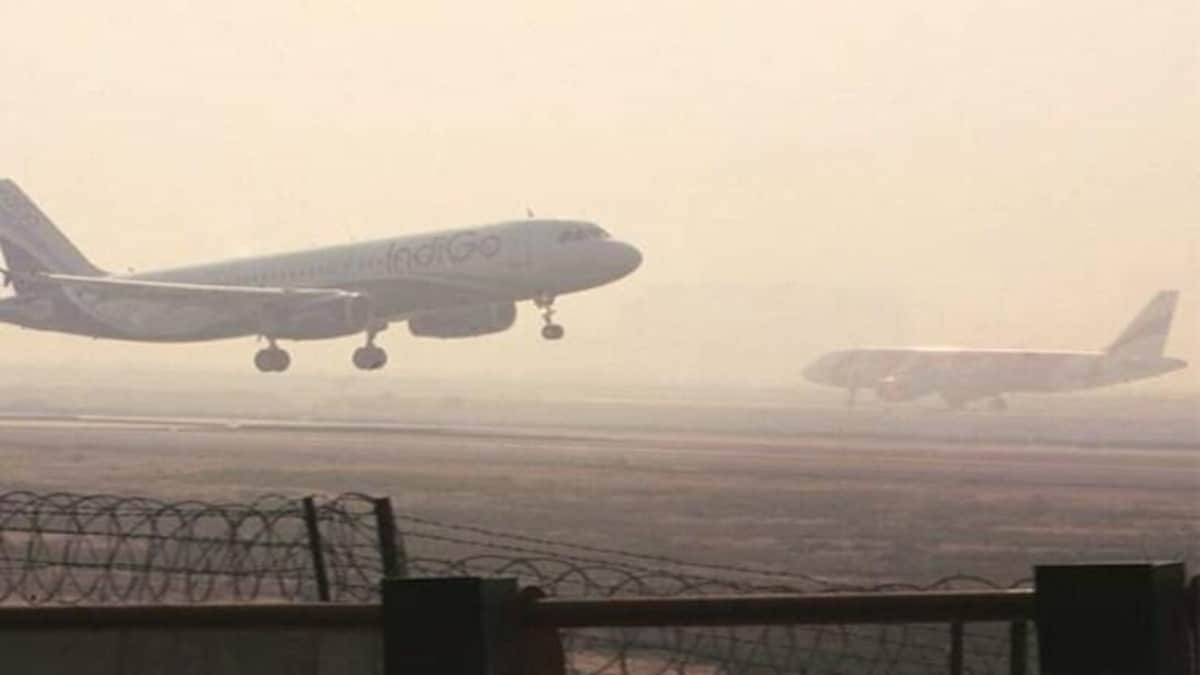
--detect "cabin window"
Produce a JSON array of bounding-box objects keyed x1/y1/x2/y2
[{"x1": 558, "y1": 225, "x2": 611, "y2": 243}]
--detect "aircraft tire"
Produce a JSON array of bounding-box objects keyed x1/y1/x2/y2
[
  {"x1": 353, "y1": 345, "x2": 388, "y2": 370},
  {"x1": 541, "y1": 324, "x2": 565, "y2": 341},
  {"x1": 255, "y1": 348, "x2": 290, "y2": 373}
]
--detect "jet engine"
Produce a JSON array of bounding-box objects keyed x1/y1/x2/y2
[
  {"x1": 408, "y1": 302, "x2": 517, "y2": 339},
  {"x1": 274, "y1": 294, "x2": 372, "y2": 340}
]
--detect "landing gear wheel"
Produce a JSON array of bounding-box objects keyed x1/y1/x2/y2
[
  {"x1": 352, "y1": 345, "x2": 388, "y2": 371},
  {"x1": 254, "y1": 347, "x2": 291, "y2": 373},
  {"x1": 989, "y1": 396, "x2": 1008, "y2": 411},
  {"x1": 535, "y1": 293, "x2": 565, "y2": 341}
]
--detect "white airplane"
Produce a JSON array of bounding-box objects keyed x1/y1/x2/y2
[
  {"x1": 803, "y1": 290, "x2": 1187, "y2": 409},
  {"x1": 0, "y1": 179, "x2": 642, "y2": 372}
]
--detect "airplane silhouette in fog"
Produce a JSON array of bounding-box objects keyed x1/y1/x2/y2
[
  {"x1": 804, "y1": 290, "x2": 1187, "y2": 410},
  {"x1": 0, "y1": 180, "x2": 641, "y2": 372}
]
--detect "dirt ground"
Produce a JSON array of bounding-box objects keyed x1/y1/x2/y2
[{"x1": 0, "y1": 409, "x2": 1195, "y2": 586}]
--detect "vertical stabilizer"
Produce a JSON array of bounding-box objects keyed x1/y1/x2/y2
[
  {"x1": 0, "y1": 180, "x2": 104, "y2": 292},
  {"x1": 1105, "y1": 290, "x2": 1179, "y2": 358}
]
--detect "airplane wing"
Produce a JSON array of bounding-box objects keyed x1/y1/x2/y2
[
  {"x1": 27, "y1": 272, "x2": 363, "y2": 310},
  {"x1": 11, "y1": 272, "x2": 373, "y2": 340}
]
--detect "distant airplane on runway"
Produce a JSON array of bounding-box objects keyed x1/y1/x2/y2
[
  {"x1": 0, "y1": 179, "x2": 641, "y2": 372},
  {"x1": 803, "y1": 290, "x2": 1187, "y2": 410}
]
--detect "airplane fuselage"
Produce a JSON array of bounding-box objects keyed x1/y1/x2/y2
[
  {"x1": 803, "y1": 291, "x2": 1185, "y2": 407},
  {"x1": 804, "y1": 347, "x2": 1187, "y2": 406},
  {"x1": 0, "y1": 218, "x2": 641, "y2": 343}
]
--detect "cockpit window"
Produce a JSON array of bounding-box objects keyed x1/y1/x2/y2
[{"x1": 558, "y1": 224, "x2": 611, "y2": 243}]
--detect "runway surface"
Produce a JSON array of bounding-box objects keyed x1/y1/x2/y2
[{"x1": 0, "y1": 412, "x2": 1195, "y2": 584}]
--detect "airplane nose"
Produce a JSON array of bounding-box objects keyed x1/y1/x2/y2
[
  {"x1": 802, "y1": 360, "x2": 823, "y2": 382},
  {"x1": 621, "y1": 242, "x2": 643, "y2": 274},
  {"x1": 609, "y1": 241, "x2": 643, "y2": 277},
  {"x1": 802, "y1": 354, "x2": 834, "y2": 383}
]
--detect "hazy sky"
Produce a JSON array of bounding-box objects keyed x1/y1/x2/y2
[{"x1": 1, "y1": 1, "x2": 1197, "y2": 391}]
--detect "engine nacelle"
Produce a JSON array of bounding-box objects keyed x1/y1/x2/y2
[
  {"x1": 274, "y1": 294, "x2": 372, "y2": 340},
  {"x1": 409, "y1": 303, "x2": 517, "y2": 339}
]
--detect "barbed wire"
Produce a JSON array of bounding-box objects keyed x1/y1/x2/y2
[{"x1": 0, "y1": 490, "x2": 1036, "y2": 674}]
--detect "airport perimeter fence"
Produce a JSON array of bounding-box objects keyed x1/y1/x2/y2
[{"x1": 0, "y1": 490, "x2": 1036, "y2": 674}]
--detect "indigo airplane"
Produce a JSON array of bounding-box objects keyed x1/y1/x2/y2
[
  {"x1": 804, "y1": 290, "x2": 1186, "y2": 409},
  {"x1": 0, "y1": 180, "x2": 641, "y2": 372}
]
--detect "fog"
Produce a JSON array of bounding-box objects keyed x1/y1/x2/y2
[
  {"x1": 1, "y1": 1, "x2": 1196, "y2": 395},
  {"x1": 2, "y1": 7, "x2": 1200, "y2": 645}
]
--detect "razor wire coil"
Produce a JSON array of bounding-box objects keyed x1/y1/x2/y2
[{"x1": 0, "y1": 490, "x2": 1033, "y2": 674}]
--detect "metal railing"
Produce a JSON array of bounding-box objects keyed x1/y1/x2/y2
[
  {"x1": 0, "y1": 587, "x2": 1035, "y2": 675},
  {"x1": 527, "y1": 589, "x2": 1034, "y2": 627},
  {"x1": 526, "y1": 588, "x2": 1037, "y2": 675},
  {"x1": 2, "y1": 573, "x2": 1193, "y2": 675},
  {"x1": 0, "y1": 569, "x2": 1194, "y2": 675},
  {"x1": 1, "y1": 490, "x2": 1194, "y2": 674}
]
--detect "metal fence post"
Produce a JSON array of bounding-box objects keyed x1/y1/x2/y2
[
  {"x1": 382, "y1": 577, "x2": 519, "y2": 675},
  {"x1": 1035, "y1": 562, "x2": 1189, "y2": 675},
  {"x1": 948, "y1": 620, "x2": 964, "y2": 675},
  {"x1": 1008, "y1": 620, "x2": 1027, "y2": 675},
  {"x1": 373, "y1": 497, "x2": 408, "y2": 578},
  {"x1": 301, "y1": 496, "x2": 331, "y2": 602},
  {"x1": 1188, "y1": 576, "x2": 1199, "y2": 675}
]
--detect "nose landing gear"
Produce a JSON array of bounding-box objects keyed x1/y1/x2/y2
[{"x1": 535, "y1": 294, "x2": 565, "y2": 341}]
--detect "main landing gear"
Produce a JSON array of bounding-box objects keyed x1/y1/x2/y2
[
  {"x1": 254, "y1": 340, "x2": 291, "y2": 373},
  {"x1": 535, "y1": 294, "x2": 565, "y2": 341},
  {"x1": 352, "y1": 327, "x2": 388, "y2": 371},
  {"x1": 988, "y1": 396, "x2": 1008, "y2": 412}
]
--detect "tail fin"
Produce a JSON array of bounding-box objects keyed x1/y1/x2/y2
[
  {"x1": 0, "y1": 179, "x2": 104, "y2": 293},
  {"x1": 1105, "y1": 290, "x2": 1179, "y2": 358}
]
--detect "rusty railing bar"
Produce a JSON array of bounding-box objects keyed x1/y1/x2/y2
[
  {"x1": 525, "y1": 589, "x2": 1035, "y2": 628},
  {"x1": 0, "y1": 588, "x2": 1037, "y2": 631},
  {"x1": 0, "y1": 604, "x2": 380, "y2": 630}
]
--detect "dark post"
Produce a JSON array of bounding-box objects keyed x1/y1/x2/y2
[
  {"x1": 301, "y1": 496, "x2": 331, "y2": 602},
  {"x1": 1189, "y1": 576, "x2": 1199, "y2": 675},
  {"x1": 1007, "y1": 620, "x2": 1028, "y2": 675},
  {"x1": 373, "y1": 497, "x2": 408, "y2": 578},
  {"x1": 381, "y1": 577, "x2": 519, "y2": 675},
  {"x1": 948, "y1": 620, "x2": 964, "y2": 675},
  {"x1": 1035, "y1": 562, "x2": 1189, "y2": 675},
  {"x1": 515, "y1": 587, "x2": 567, "y2": 675}
]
